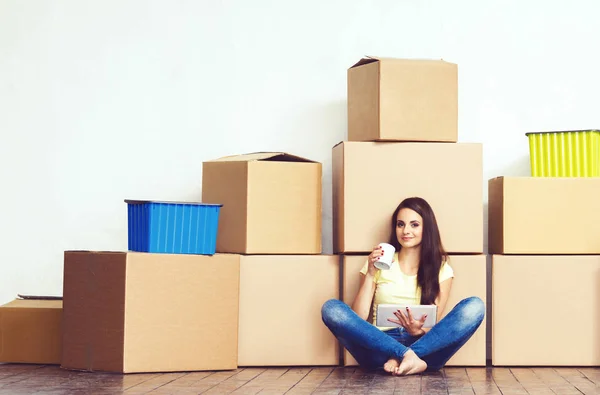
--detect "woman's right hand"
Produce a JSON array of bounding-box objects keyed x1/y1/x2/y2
[{"x1": 367, "y1": 245, "x2": 384, "y2": 276}]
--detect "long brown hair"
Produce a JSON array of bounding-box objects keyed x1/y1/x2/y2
[{"x1": 389, "y1": 197, "x2": 448, "y2": 305}]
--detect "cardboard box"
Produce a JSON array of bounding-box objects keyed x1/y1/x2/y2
[
  {"x1": 348, "y1": 57, "x2": 457, "y2": 142},
  {"x1": 333, "y1": 142, "x2": 483, "y2": 254},
  {"x1": 492, "y1": 255, "x2": 600, "y2": 366},
  {"x1": 488, "y1": 177, "x2": 600, "y2": 254},
  {"x1": 237, "y1": 255, "x2": 339, "y2": 366},
  {"x1": 202, "y1": 152, "x2": 322, "y2": 254},
  {"x1": 0, "y1": 297, "x2": 62, "y2": 364},
  {"x1": 62, "y1": 251, "x2": 240, "y2": 373},
  {"x1": 341, "y1": 255, "x2": 486, "y2": 367}
]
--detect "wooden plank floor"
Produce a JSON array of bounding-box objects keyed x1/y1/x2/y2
[{"x1": 0, "y1": 364, "x2": 598, "y2": 394}]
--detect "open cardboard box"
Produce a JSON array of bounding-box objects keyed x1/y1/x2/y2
[
  {"x1": 348, "y1": 56, "x2": 458, "y2": 142},
  {"x1": 202, "y1": 152, "x2": 322, "y2": 254}
]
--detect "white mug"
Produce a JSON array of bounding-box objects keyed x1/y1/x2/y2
[{"x1": 374, "y1": 243, "x2": 395, "y2": 270}]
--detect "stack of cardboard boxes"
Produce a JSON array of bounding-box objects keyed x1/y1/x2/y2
[
  {"x1": 201, "y1": 153, "x2": 340, "y2": 367},
  {"x1": 489, "y1": 176, "x2": 600, "y2": 366},
  {"x1": 1, "y1": 56, "x2": 535, "y2": 372},
  {"x1": 55, "y1": 152, "x2": 339, "y2": 373},
  {"x1": 335, "y1": 57, "x2": 487, "y2": 366}
]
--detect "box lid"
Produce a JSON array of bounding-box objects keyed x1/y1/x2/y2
[
  {"x1": 208, "y1": 152, "x2": 317, "y2": 163},
  {"x1": 525, "y1": 129, "x2": 600, "y2": 136},
  {"x1": 124, "y1": 199, "x2": 222, "y2": 206}
]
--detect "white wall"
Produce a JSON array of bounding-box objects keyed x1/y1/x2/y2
[{"x1": 1, "y1": 0, "x2": 599, "y2": 305}]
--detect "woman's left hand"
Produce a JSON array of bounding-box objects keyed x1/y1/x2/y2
[{"x1": 387, "y1": 307, "x2": 427, "y2": 336}]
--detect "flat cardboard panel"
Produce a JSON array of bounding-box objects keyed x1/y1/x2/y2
[
  {"x1": 62, "y1": 251, "x2": 240, "y2": 373},
  {"x1": 342, "y1": 255, "x2": 486, "y2": 367},
  {"x1": 202, "y1": 161, "x2": 249, "y2": 253},
  {"x1": 238, "y1": 255, "x2": 339, "y2": 366},
  {"x1": 488, "y1": 177, "x2": 600, "y2": 254},
  {"x1": 0, "y1": 299, "x2": 62, "y2": 364},
  {"x1": 124, "y1": 253, "x2": 240, "y2": 372},
  {"x1": 333, "y1": 142, "x2": 483, "y2": 254},
  {"x1": 492, "y1": 255, "x2": 600, "y2": 366},
  {"x1": 348, "y1": 61, "x2": 379, "y2": 142},
  {"x1": 203, "y1": 155, "x2": 322, "y2": 254},
  {"x1": 348, "y1": 58, "x2": 457, "y2": 142},
  {"x1": 62, "y1": 251, "x2": 127, "y2": 372},
  {"x1": 246, "y1": 161, "x2": 322, "y2": 254}
]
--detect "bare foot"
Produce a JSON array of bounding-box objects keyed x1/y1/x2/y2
[
  {"x1": 396, "y1": 350, "x2": 427, "y2": 376},
  {"x1": 383, "y1": 357, "x2": 400, "y2": 374}
]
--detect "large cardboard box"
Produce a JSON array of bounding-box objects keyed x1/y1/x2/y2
[
  {"x1": 62, "y1": 251, "x2": 240, "y2": 373},
  {"x1": 202, "y1": 152, "x2": 322, "y2": 254},
  {"x1": 489, "y1": 177, "x2": 600, "y2": 254},
  {"x1": 341, "y1": 255, "x2": 486, "y2": 367},
  {"x1": 348, "y1": 57, "x2": 457, "y2": 142},
  {"x1": 0, "y1": 297, "x2": 62, "y2": 364},
  {"x1": 237, "y1": 255, "x2": 339, "y2": 366},
  {"x1": 492, "y1": 255, "x2": 600, "y2": 366},
  {"x1": 333, "y1": 142, "x2": 483, "y2": 254}
]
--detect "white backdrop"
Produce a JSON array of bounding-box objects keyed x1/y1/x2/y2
[{"x1": 1, "y1": 0, "x2": 599, "y2": 305}]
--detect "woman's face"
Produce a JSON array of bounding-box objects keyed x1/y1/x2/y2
[{"x1": 395, "y1": 208, "x2": 423, "y2": 248}]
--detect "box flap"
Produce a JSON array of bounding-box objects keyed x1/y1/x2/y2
[
  {"x1": 350, "y1": 56, "x2": 455, "y2": 69},
  {"x1": 209, "y1": 152, "x2": 317, "y2": 163},
  {"x1": 17, "y1": 294, "x2": 62, "y2": 301},
  {"x1": 350, "y1": 56, "x2": 430, "y2": 68},
  {"x1": 350, "y1": 56, "x2": 380, "y2": 68}
]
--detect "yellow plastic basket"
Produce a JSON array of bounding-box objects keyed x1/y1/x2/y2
[{"x1": 526, "y1": 130, "x2": 600, "y2": 177}]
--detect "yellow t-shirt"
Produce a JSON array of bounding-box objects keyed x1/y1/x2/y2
[{"x1": 359, "y1": 253, "x2": 454, "y2": 330}]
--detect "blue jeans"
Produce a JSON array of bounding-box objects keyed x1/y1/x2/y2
[{"x1": 321, "y1": 297, "x2": 485, "y2": 371}]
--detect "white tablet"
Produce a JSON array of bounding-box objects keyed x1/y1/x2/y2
[{"x1": 376, "y1": 304, "x2": 438, "y2": 328}]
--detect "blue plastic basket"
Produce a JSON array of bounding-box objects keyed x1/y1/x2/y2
[{"x1": 125, "y1": 200, "x2": 223, "y2": 255}]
